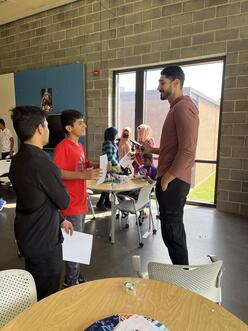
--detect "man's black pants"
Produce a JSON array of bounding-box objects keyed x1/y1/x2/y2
[
  {"x1": 25, "y1": 244, "x2": 63, "y2": 301},
  {"x1": 156, "y1": 177, "x2": 190, "y2": 265}
]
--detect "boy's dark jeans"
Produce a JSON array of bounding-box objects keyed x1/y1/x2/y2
[{"x1": 156, "y1": 177, "x2": 190, "y2": 265}]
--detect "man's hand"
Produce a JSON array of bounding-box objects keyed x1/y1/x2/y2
[
  {"x1": 107, "y1": 162, "x2": 112, "y2": 172},
  {"x1": 161, "y1": 172, "x2": 175, "y2": 191},
  {"x1": 141, "y1": 142, "x2": 152, "y2": 153},
  {"x1": 145, "y1": 176, "x2": 155, "y2": 184},
  {"x1": 82, "y1": 167, "x2": 102, "y2": 180},
  {"x1": 61, "y1": 219, "x2": 74, "y2": 236}
]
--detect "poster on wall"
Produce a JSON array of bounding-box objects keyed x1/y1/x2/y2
[{"x1": 41, "y1": 87, "x2": 53, "y2": 112}]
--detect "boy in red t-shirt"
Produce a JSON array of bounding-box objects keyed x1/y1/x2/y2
[{"x1": 54, "y1": 109, "x2": 100, "y2": 287}]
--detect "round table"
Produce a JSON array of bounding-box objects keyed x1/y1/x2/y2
[
  {"x1": 2, "y1": 277, "x2": 247, "y2": 331},
  {"x1": 87, "y1": 178, "x2": 150, "y2": 243}
]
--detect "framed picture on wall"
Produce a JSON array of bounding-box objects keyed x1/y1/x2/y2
[{"x1": 41, "y1": 87, "x2": 53, "y2": 112}]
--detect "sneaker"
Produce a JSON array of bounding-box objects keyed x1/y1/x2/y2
[
  {"x1": 0, "y1": 199, "x2": 6, "y2": 211},
  {"x1": 64, "y1": 274, "x2": 86, "y2": 288},
  {"x1": 96, "y1": 202, "x2": 108, "y2": 211},
  {"x1": 78, "y1": 274, "x2": 87, "y2": 283},
  {"x1": 63, "y1": 278, "x2": 79, "y2": 288}
]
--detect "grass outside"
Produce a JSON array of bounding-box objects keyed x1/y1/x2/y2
[{"x1": 188, "y1": 172, "x2": 216, "y2": 203}]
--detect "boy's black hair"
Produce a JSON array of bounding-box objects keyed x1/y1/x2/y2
[
  {"x1": 0, "y1": 118, "x2": 5, "y2": 126},
  {"x1": 61, "y1": 109, "x2": 83, "y2": 134},
  {"x1": 160, "y1": 65, "x2": 185, "y2": 88},
  {"x1": 142, "y1": 153, "x2": 153, "y2": 161},
  {"x1": 9, "y1": 106, "x2": 47, "y2": 143}
]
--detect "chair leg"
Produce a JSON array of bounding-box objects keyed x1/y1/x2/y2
[
  {"x1": 88, "y1": 195, "x2": 96, "y2": 219},
  {"x1": 148, "y1": 206, "x2": 151, "y2": 232},
  {"x1": 135, "y1": 212, "x2": 143, "y2": 247},
  {"x1": 149, "y1": 204, "x2": 157, "y2": 234},
  {"x1": 118, "y1": 211, "x2": 122, "y2": 230},
  {"x1": 155, "y1": 196, "x2": 160, "y2": 219}
]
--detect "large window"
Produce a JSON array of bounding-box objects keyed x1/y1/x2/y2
[
  {"x1": 114, "y1": 59, "x2": 224, "y2": 206},
  {"x1": 115, "y1": 72, "x2": 136, "y2": 136}
]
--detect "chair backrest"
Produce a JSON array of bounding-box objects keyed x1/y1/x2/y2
[
  {"x1": 148, "y1": 261, "x2": 223, "y2": 304},
  {"x1": 0, "y1": 269, "x2": 37, "y2": 328},
  {"x1": 135, "y1": 183, "x2": 156, "y2": 211}
]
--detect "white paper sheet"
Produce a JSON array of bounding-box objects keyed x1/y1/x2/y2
[
  {"x1": 113, "y1": 315, "x2": 159, "y2": 331},
  {"x1": 96, "y1": 154, "x2": 108, "y2": 185},
  {"x1": 119, "y1": 153, "x2": 133, "y2": 169},
  {"x1": 62, "y1": 229, "x2": 93, "y2": 264}
]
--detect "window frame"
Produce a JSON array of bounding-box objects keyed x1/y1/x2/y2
[{"x1": 113, "y1": 56, "x2": 226, "y2": 207}]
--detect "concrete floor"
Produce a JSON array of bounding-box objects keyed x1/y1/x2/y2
[{"x1": 0, "y1": 185, "x2": 247, "y2": 324}]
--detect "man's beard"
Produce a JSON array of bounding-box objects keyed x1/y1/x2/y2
[{"x1": 160, "y1": 91, "x2": 171, "y2": 100}]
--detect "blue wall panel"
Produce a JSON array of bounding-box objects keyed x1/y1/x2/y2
[{"x1": 14, "y1": 63, "x2": 84, "y2": 115}]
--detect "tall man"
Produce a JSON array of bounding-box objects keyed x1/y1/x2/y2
[
  {"x1": 144, "y1": 66, "x2": 199, "y2": 265},
  {"x1": 9, "y1": 106, "x2": 73, "y2": 300}
]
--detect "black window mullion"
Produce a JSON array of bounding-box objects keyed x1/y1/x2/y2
[{"x1": 135, "y1": 69, "x2": 144, "y2": 139}]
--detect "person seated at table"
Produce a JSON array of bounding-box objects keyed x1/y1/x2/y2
[
  {"x1": 138, "y1": 153, "x2": 157, "y2": 182},
  {"x1": 96, "y1": 127, "x2": 120, "y2": 211},
  {"x1": 54, "y1": 109, "x2": 101, "y2": 287},
  {"x1": 119, "y1": 154, "x2": 157, "y2": 224},
  {"x1": 134, "y1": 124, "x2": 155, "y2": 173}
]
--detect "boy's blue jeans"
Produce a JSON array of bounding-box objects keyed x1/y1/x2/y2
[{"x1": 64, "y1": 214, "x2": 85, "y2": 285}]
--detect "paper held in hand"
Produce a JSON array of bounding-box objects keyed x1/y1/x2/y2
[
  {"x1": 96, "y1": 154, "x2": 108, "y2": 185},
  {"x1": 119, "y1": 153, "x2": 133, "y2": 169},
  {"x1": 62, "y1": 229, "x2": 93, "y2": 265}
]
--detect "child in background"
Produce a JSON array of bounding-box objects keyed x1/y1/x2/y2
[
  {"x1": 138, "y1": 153, "x2": 157, "y2": 182},
  {"x1": 119, "y1": 153, "x2": 157, "y2": 224},
  {"x1": 135, "y1": 124, "x2": 155, "y2": 172},
  {"x1": 96, "y1": 127, "x2": 120, "y2": 211},
  {"x1": 54, "y1": 109, "x2": 100, "y2": 287},
  {"x1": 133, "y1": 153, "x2": 157, "y2": 223}
]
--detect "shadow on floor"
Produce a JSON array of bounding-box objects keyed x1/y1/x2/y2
[{"x1": 0, "y1": 187, "x2": 247, "y2": 324}]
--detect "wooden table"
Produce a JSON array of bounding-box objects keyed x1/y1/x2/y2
[
  {"x1": 2, "y1": 277, "x2": 247, "y2": 331},
  {"x1": 87, "y1": 178, "x2": 149, "y2": 243}
]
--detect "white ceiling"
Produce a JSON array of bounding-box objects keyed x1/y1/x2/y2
[{"x1": 0, "y1": 0, "x2": 79, "y2": 26}]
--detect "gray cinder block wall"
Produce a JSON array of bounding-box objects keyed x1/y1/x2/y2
[{"x1": 0, "y1": 0, "x2": 247, "y2": 217}]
